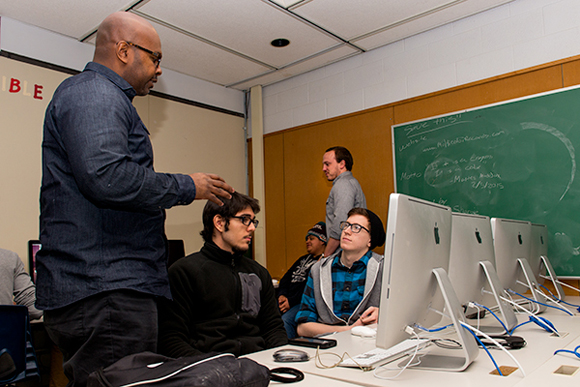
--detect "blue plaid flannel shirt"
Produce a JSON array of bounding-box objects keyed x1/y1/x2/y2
[{"x1": 295, "y1": 251, "x2": 371, "y2": 324}]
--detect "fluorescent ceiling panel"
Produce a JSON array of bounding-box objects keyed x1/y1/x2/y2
[{"x1": 136, "y1": 0, "x2": 341, "y2": 68}]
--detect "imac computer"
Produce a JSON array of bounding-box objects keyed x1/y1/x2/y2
[
  {"x1": 447, "y1": 213, "x2": 517, "y2": 333},
  {"x1": 490, "y1": 218, "x2": 547, "y2": 313},
  {"x1": 376, "y1": 193, "x2": 478, "y2": 372},
  {"x1": 27, "y1": 240, "x2": 41, "y2": 284},
  {"x1": 530, "y1": 223, "x2": 565, "y2": 301}
]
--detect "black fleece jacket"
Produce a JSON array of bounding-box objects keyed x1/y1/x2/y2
[{"x1": 158, "y1": 241, "x2": 288, "y2": 357}]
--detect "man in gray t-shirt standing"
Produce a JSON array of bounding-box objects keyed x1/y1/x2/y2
[{"x1": 322, "y1": 146, "x2": 366, "y2": 257}]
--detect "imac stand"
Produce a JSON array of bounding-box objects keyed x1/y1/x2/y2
[
  {"x1": 402, "y1": 268, "x2": 479, "y2": 372},
  {"x1": 478, "y1": 261, "x2": 518, "y2": 334},
  {"x1": 539, "y1": 255, "x2": 566, "y2": 301},
  {"x1": 515, "y1": 258, "x2": 547, "y2": 313}
]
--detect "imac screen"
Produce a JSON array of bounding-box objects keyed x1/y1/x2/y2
[
  {"x1": 448, "y1": 212, "x2": 495, "y2": 308},
  {"x1": 490, "y1": 218, "x2": 532, "y2": 293},
  {"x1": 28, "y1": 240, "x2": 41, "y2": 284},
  {"x1": 376, "y1": 193, "x2": 452, "y2": 349}
]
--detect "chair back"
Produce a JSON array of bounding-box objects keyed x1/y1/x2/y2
[{"x1": 0, "y1": 305, "x2": 39, "y2": 385}]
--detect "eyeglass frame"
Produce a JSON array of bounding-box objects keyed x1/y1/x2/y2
[
  {"x1": 339, "y1": 221, "x2": 369, "y2": 234},
  {"x1": 231, "y1": 215, "x2": 259, "y2": 228},
  {"x1": 125, "y1": 41, "x2": 162, "y2": 67}
]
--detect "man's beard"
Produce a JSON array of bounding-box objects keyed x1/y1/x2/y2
[{"x1": 232, "y1": 245, "x2": 250, "y2": 255}]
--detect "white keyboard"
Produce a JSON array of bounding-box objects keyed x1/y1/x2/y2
[{"x1": 340, "y1": 339, "x2": 430, "y2": 369}]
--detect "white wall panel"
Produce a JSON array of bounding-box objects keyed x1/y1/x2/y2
[{"x1": 262, "y1": 0, "x2": 580, "y2": 135}]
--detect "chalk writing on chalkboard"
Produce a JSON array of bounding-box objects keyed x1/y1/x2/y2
[{"x1": 392, "y1": 86, "x2": 580, "y2": 277}]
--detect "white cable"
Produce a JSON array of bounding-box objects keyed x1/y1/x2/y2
[
  {"x1": 474, "y1": 303, "x2": 481, "y2": 330},
  {"x1": 499, "y1": 295, "x2": 560, "y2": 336},
  {"x1": 513, "y1": 283, "x2": 543, "y2": 315},
  {"x1": 549, "y1": 277, "x2": 580, "y2": 294},
  {"x1": 460, "y1": 322, "x2": 526, "y2": 377},
  {"x1": 500, "y1": 295, "x2": 535, "y2": 317},
  {"x1": 557, "y1": 279, "x2": 580, "y2": 293},
  {"x1": 532, "y1": 287, "x2": 576, "y2": 314},
  {"x1": 504, "y1": 289, "x2": 539, "y2": 315},
  {"x1": 373, "y1": 327, "x2": 423, "y2": 380}
]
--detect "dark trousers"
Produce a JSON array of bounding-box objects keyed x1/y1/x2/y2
[{"x1": 44, "y1": 290, "x2": 158, "y2": 387}]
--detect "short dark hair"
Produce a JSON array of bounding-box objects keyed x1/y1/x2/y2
[
  {"x1": 347, "y1": 207, "x2": 386, "y2": 250},
  {"x1": 326, "y1": 146, "x2": 353, "y2": 171},
  {"x1": 200, "y1": 192, "x2": 260, "y2": 243},
  {"x1": 347, "y1": 207, "x2": 371, "y2": 229}
]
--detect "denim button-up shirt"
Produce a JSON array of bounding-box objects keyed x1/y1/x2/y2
[{"x1": 37, "y1": 62, "x2": 195, "y2": 310}]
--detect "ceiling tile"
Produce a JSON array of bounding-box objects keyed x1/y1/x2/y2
[
  {"x1": 353, "y1": 0, "x2": 515, "y2": 51},
  {"x1": 150, "y1": 19, "x2": 274, "y2": 86},
  {"x1": 135, "y1": 0, "x2": 342, "y2": 68},
  {"x1": 0, "y1": 0, "x2": 134, "y2": 39},
  {"x1": 292, "y1": 0, "x2": 466, "y2": 41},
  {"x1": 230, "y1": 43, "x2": 359, "y2": 90}
]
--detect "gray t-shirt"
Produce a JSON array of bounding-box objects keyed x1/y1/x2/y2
[
  {"x1": 325, "y1": 171, "x2": 366, "y2": 240},
  {"x1": 0, "y1": 248, "x2": 43, "y2": 319}
]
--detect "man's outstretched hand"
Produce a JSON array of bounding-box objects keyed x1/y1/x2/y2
[{"x1": 189, "y1": 173, "x2": 234, "y2": 206}]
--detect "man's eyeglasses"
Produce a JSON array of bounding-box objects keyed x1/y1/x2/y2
[
  {"x1": 232, "y1": 215, "x2": 259, "y2": 228},
  {"x1": 126, "y1": 41, "x2": 162, "y2": 67},
  {"x1": 339, "y1": 221, "x2": 369, "y2": 234}
]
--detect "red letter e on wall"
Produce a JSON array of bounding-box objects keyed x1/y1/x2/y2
[{"x1": 34, "y1": 84, "x2": 43, "y2": 100}]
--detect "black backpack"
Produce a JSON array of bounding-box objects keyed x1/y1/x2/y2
[{"x1": 87, "y1": 351, "x2": 302, "y2": 387}]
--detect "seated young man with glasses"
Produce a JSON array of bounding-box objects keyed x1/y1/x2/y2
[
  {"x1": 296, "y1": 208, "x2": 385, "y2": 337},
  {"x1": 158, "y1": 192, "x2": 288, "y2": 357}
]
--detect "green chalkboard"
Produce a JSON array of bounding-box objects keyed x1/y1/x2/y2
[{"x1": 393, "y1": 85, "x2": 580, "y2": 278}]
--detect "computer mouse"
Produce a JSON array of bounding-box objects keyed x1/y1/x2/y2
[
  {"x1": 272, "y1": 349, "x2": 310, "y2": 362},
  {"x1": 351, "y1": 325, "x2": 377, "y2": 337}
]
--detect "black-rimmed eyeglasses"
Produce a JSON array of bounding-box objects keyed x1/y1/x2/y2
[
  {"x1": 232, "y1": 215, "x2": 259, "y2": 228},
  {"x1": 126, "y1": 41, "x2": 162, "y2": 67},
  {"x1": 339, "y1": 221, "x2": 369, "y2": 234}
]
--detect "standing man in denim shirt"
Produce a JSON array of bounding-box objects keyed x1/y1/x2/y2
[
  {"x1": 37, "y1": 12, "x2": 233, "y2": 387},
  {"x1": 322, "y1": 146, "x2": 366, "y2": 257}
]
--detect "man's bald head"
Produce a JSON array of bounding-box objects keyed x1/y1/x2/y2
[
  {"x1": 93, "y1": 12, "x2": 162, "y2": 95},
  {"x1": 94, "y1": 12, "x2": 159, "y2": 63}
]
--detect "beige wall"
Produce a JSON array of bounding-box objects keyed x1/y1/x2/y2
[
  {"x1": 0, "y1": 56, "x2": 68, "y2": 268},
  {"x1": 0, "y1": 56, "x2": 245, "y2": 270},
  {"x1": 141, "y1": 96, "x2": 246, "y2": 254}
]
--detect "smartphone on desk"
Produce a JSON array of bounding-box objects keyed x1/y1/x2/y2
[{"x1": 288, "y1": 336, "x2": 337, "y2": 349}]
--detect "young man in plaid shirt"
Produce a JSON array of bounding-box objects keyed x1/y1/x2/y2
[{"x1": 295, "y1": 208, "x2": 385, "y2": 337}]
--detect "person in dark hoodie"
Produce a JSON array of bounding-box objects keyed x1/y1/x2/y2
[
  {"x1": 276, "y1": 222, "x2": 326, "y2": 338},
  {"x1": 158, "y1": 192, "x2": 287, "y2": 357}
]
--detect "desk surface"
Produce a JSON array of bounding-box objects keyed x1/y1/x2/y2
[{"x1": 247, "y1": 298, "x2": 580, "y2": 387}]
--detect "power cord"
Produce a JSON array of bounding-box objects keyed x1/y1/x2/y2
[
  {"x1": 554, "y1": 344, "x2": 580, "y2": 359},
  {"x1": 464, "y1": 327, "x2": 503, "y2": 376},
  {"x1": 541, "y1": 275, "x2": 580, "y2": 296},
  {"x1": 499, "y1": 294, "x2": 560, "y2": 336},
  {"x1": 412, "y1": 323, "x2": 454, "y2": 333},
  {"x1": 372, "y1": 326, "x2": 425, "y2": 380},
  {"x1": 415, "y1": 319, "x2": 523, "y2": 377},
  {"x1": 503, "y1": 290, "x2": 538, "y2": 314},
  {"x1": 468, "y1": 302, "x2": 509, "y2": 334},
  {"x1": 460, "y1": 322, "x2": 526, "y2": 377},
  {"x1": 532, "y1": 287, "x2": 577, "y2": 315},
  {"x1": 313, "y1": 347, "x2": 363, "y2": 371},
  {"x1": 539, "y1": 283, "x2": 580, "y2": 312},
  {"x1": 508, "y1": 289, "x2": 574, "y2": 316}
]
